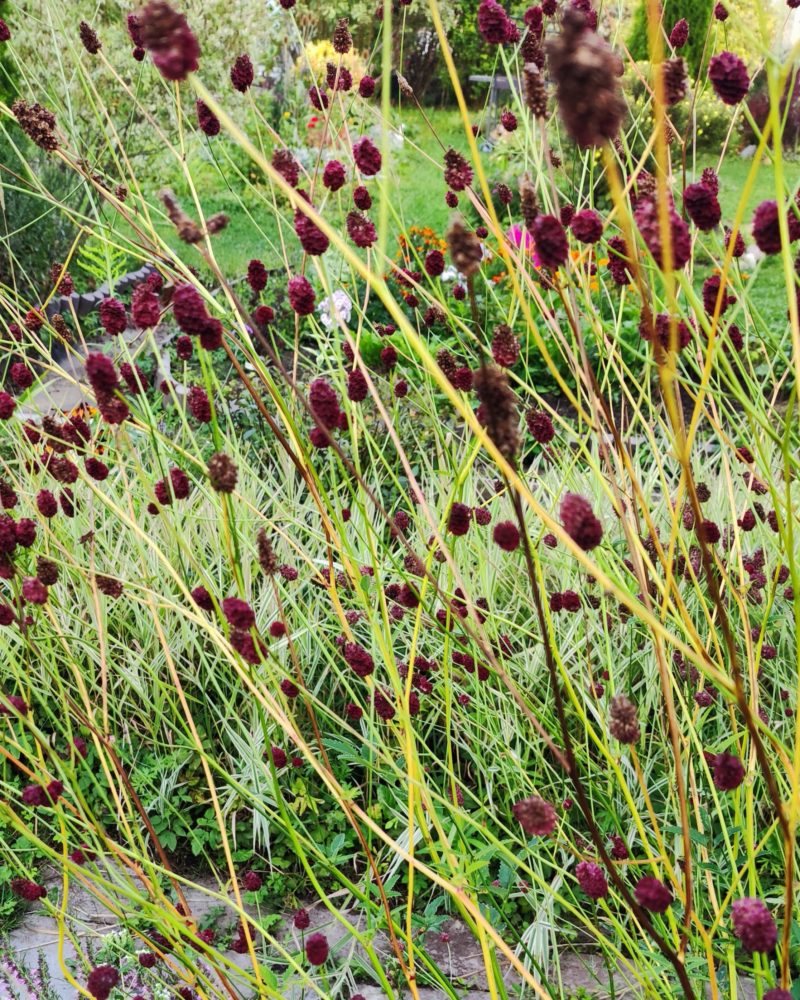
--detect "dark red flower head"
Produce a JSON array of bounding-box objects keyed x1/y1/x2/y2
[
  {"x1": 187, "y1": 385, "x2": 212, "y2": 423},
  {"x1": 669, "y1": 18, "x2": 689, "y2": 48},
  {"x1": 230, "y1": 54, "x2": 254, "y2": 92},
  {"x1": 724, "y1": 227, "x2": 745, "y2": 258},
  {"x1": 493, "y1": 521, "x2": 520, "y2": 551},
  {"x1": 501, "y1": 109, "x2": 518, "y2": 131},
  {"x1": 347, "y1": 369, "x2": 368, "y2": 401},
  {"x1": 424, "y1": 249, "x2": 445, "y2": 277},
  {"x1": 332, "y1": 17, "x2": 352, "y2": 53},
  {"x1": 305, "y1": 932, "x2": 329, "y2": 965},
  {"x1": 353, "y1": 137, "x2": 382, "y2": 176},
  {"x1": 576, "y1": 860, "x2": 608, "y2": 899},
  {"x1": 606, "y1": 235, "x2": 631, "y2": 285},
  {"x1": 546, "y1": 8, "x2": 625, "y2": 148},
  {"x1": 127, "y1": 13, "x2": 143, "y2": 46},
  {"x1": 532, "y1": 213, "x2": 568, "y2": 269},
  {"x1": 358, "y1": 75, "x2": 376, "y2": 98},
  {"x1": 288, "y1": 275, "x2": 315, "y2": 316},
  {"x1": 447, "y1": 502, "x2": 472, "y2": 536},
  {"x1": 353, "y1": 185, "x2": 372, "y2": 210},
  {"x1": 272, "y1": 148, "x2": 300, "y2": 187},
  {"x1": 222, "y1": 597, "x2": 254, "y2": 630},
  {"x1": 731, "y1": 897, "x2": 777, "y2": 953},
  {"x1": 195, "y1": 99, "x2": 220, "y2": 136},
  {"x1": 309, "y1": 378, "x2": 341, "y2": 428},
  {"x1": 712, "y1": 751, "x2": 745, "y2": 790},
  {"x1": 477, "y1": 0, "x2": 516, "y2": 44},
  {"x1": 513, "y1": 795, "x2": 557, "y2": 836},
  {"x1": 560, "y1": 492, "x2": 602, "y2": 550},
  {"x1": 10, "y1": 362, "x2": 33, "y2": 389},
  {"x1": 86, "y1": 965, "x2": 120, "y2": 1000},
  {"x1": 294, "y1": 208, "x2": 329, "y2": 256},
  {"x1": 526, "y1": 408, "x2": 554, "y2": 443},
  {"x1": 635, "y1": 876, "x2": 672, "y2": 913},
  {"x1": 11, "y1": 878, "x2": 46, "y2": 901},
  {"x1": 0, "y1": 393, "x2": 15, "y2": 420},
  {"x1": 570, "y1": 208, "x2": 603, "y2": 243},
  {"x1": 684, "y1": 182, "x2": 721, "y2": 231},
  {"x1": 343, "y1": 641, "x2": 374, "y2": 677},
  {"x1": 171, "y1": 336, "x2": 192, "y2": 362},
  {"x1": 131, "y1": 283, "x2": 161, "y2": 328},
  {"x1": 323, "y1": 159, "x2": 346, "y2": 192},
  {"x1": 12, "y1": 100, "x2": 59, "y2": 152},
  {"x1": 634, "y1": 194, "x2": 691, "y2": 270},
  {"x1": 172, "y1": 283, "x2": 210, "y2": 334},
  {"x1": 138, "y1": 1, "x2": 200, "y2": 81},
  {"x1": 243, "y1": 260, "x2": 267, "y2": 295},
  {"x1": 443, "y1": 148, "x2": 473, "y2": 192},
  {"x1": 491, "y1": 324, "x2": 520, "y2": 366},
  {"x1": 609, "y1": 693, "x2": 640, "y2": 742},
  {"x1": 79, "y1": 21, "x2": 101, "y2": 54},
  {"x1": 99, "y1": 297, "x2": 127, "y2": 335},
  {"x1": 644, "y1": 313, "x2": 692, "y2": 352},
  {"x1": 709, "y1": 51, "x2": 750, "y2": 106},
  {"x1": 662, "y1": 57, "x2": 687, "y2": 106},
  {"x1": 347, "y1": 211, "x2": 377, "y2": 248},
  {"x1": 751, "y1": 200, "x2": 792, "y2": 255}
]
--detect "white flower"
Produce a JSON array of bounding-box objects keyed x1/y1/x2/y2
[{"x1": 317, "y1": 289, "x2": 353, "y2": 330}]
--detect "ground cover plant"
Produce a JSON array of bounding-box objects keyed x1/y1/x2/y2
[{"x1": 0, "y1": 0, "x2": 799, "y2": 998}]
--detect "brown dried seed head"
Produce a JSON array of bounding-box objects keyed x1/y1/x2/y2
[
  {"x1": 446, "y1": 218, "x2": 483, "y2": 278},
  {"x1": 51, "y1": 315, "x2": 72, "y2": 342},
  {"x1": 609, "y1": 693, "x2": 640, "y2": 744},
  {"x1": 160, "y1": 188, "x2": 203, "y2": 243},
  {"x1": 474, "y1": 364, "x2": 520, "y2": 462},
  {"x1": 257, "y1": 527, "x2": 278, "y2": 574},
  {"x1": 523, "y1": 63, "x2": 548, "y2": 118},
  {"x1": 546, "y1": 8, "x2": 626, "y2": 148},
  {"x1": 12, "y1": 100, "x2": 59, "y2": 152},
  {"x1": 206, "y1": 212, "x2": 229, "y2": 235},
  {"x1": 519, "y1": 173, "x2": 539, "y2": 230},
  {"x1": 396, "y1": 73, "x2": 414, "y2": 98},
  {"x1": 207, "y1": 452, "x2": 238, "y2": 493}
]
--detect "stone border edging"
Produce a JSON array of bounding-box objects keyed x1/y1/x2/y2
[{"x1": 44, "y1": 263, "x2": 158, "y2": 319}]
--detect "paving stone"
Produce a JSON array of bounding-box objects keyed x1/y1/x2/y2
[
  {"x1": 18, "y1": 324, "x2": 173, "y2": 419},
  {"x1": 0, "y1": 869, "x2": 759, "y2": 999}
]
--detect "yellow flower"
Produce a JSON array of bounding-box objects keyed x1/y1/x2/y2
[{"x1": 297, "y1": 39, "x2": 366, "y2": 83}]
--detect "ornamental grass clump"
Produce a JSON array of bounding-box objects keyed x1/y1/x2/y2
[{"x1": 0, "y1": 1, "x2": 797, "y2": 998}]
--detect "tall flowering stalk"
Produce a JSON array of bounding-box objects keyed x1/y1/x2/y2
[{"x1": 0, "y1": 1, "x2": 797, "y2": 999}]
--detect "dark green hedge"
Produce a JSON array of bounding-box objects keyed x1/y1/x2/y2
[{"x1": 628, "y1": 0, "x2": 714, "y2": 78}]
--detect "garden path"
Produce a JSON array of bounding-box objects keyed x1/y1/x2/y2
[{"x1": 2, "y1": 866, "x2": 758, "y2": 999}]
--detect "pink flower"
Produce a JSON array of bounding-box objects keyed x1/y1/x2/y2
[{"x1": 506, "y1": 224, "x2": 542, "y2": 266}]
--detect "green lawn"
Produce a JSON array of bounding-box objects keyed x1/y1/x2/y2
[
  {"x1": 109, "y1": 108, "x2": 799, "y2": 339},
  {"x1": 112, "y1": 107, "x2": 468, "y2": 282},
  {"x1": 698, "y1": 150, "x2": 800, "y2": 331}
]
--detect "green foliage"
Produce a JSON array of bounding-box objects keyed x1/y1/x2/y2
[
  {"x1": 621, "y1": 60, "x2": 734, "y2": 157},
  {"x1": 0, "y1": 134, "x2": 83, "y2": 300},
  {"x1": 74, "y1": 237, "x2": 134, "y2": 290},
  {"x1": 0, "y1": 3, "x2": 798, "y2": 999},
  {"x1": 628, "y1": 0, "x2": 713, "y2": 77},
  {"x1": 0, "y1": 1, "x2": 16, "y2": 106}
]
